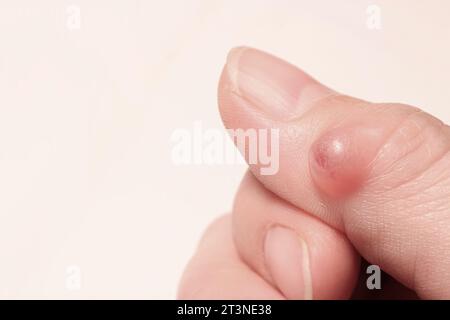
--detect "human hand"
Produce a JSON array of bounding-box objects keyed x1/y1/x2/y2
[{"x1": 178, "y1": 47, "x2": 450, "y2": 300}]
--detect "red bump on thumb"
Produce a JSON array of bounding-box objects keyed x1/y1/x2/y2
[{"x1": 309, "y1": 125, "x2": 386, "y2": 198}]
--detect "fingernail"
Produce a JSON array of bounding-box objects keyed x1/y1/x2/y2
[
  {"x1": 226, "y1": 47, "x2": 335, "y2": 119},
  {"x1": 264, "y1": 226, "x2": 313, "y2": 300}
]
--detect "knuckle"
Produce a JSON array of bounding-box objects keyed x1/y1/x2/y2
[{"x1": 369, "y1": 106, "x2": 450, "y2": 192}]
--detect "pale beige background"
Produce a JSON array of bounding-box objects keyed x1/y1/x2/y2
[{"x1": 0, "y1": 0, "x2": 449, "y2": 299}]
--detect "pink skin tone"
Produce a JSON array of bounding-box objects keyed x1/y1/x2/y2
[
  {"x1": 178, "y1": 47, "x2": 450, "y2": 299},
  {"x1": 232, "y1": 171, "x2": 360, "y2": 300},
  {"x1": 310, "y1": 125, "x2": 387, "y2": 198}
]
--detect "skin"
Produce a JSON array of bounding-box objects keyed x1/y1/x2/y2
[{"x1": 178, "y1": 47, "x2": 450, "y2": 300}]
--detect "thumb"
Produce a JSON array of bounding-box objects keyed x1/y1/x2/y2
[{"x1": 218, "y1": 47, "x2": 450, "y2": 298}]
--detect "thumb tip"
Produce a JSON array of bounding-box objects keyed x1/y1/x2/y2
[{"x1": 220, "y1": 46, "x2": 336, "y2": 121}]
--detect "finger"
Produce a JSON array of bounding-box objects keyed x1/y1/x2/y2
[
  {"x1": 177, "y1": 215, "x2": 284, "y2": 300},
  {"x1": 232, "y1": 171, "x2": 360, "y2": 300},
  {"x1": 218, "y1": 47, "x2": 450, "y2": 298}
]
